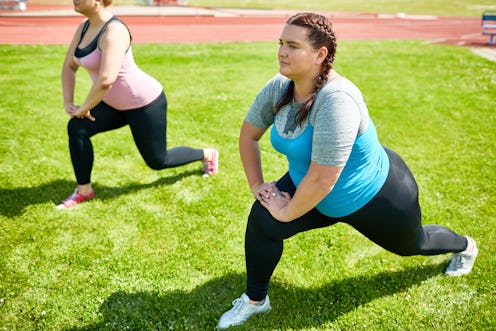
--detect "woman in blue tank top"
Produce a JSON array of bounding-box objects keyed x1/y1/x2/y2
[{"x1": 217, "y1": 12, "x2": 478, "y2": 330}]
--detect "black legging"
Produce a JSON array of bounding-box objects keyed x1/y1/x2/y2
[
  {"x1": 67, "y1": 91, "x2": 204, "y2": 184},
  {"x1": 245, "y1": 147, "x2": 468, "y2": 301}
]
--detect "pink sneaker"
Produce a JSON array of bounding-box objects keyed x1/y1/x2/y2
[
  {"x1": 203, "y1": 148, "x2": 219, "y2": 176},
  {"x1": 56, "y1": 189, "x2": 95, "y2": 210}
]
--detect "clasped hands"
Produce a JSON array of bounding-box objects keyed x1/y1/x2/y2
[
  {"x1": 252, "y1": 181, "x2": 292, "y2": 222},
  {"x1": 65, "y1": 103, "x2": 95, "y2": 121}
]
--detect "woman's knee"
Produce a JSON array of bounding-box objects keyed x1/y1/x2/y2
[
  {"x1": 141, "y1": 151, "x2": 174, "y2": 170},
  {"x1": 141, "y1": 149, "x2": 171, "y2": 170},
  {"x1": 379, "y1": 234, "x2": 423, "y2": 256},
  {"x1": 67, "y1": 118, "x2": 78, "y2": 135},
  {"x1": 247, "y1": 202, "x2": 286, "y2": 241},
  {"x1": 143, "y1": 158, "x2": 164, "y2": 170},
  {"x1": 67, "y1": 118, "x2": 91, "y2": 138}
]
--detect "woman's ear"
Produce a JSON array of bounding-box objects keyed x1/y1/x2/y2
[{"x1": 315, "y1": 47, "x2": 329, "y2": 64}]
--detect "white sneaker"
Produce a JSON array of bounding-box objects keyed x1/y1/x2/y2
[
  {"x1": 445, "y1": 236, "x2": 478, "y2": 276},
  {"x1": 217, "y1": 293, "x2": 271, "y2": 329}
]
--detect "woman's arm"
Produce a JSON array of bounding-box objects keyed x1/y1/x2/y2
[
  {"x1": 72, "y1": 22, "x2": 130, "y2": 120},
  {"x1": 61, "y1": 22, "x2": 84, "y2": 116},
  {"x1": 239, "y1": 120, "x2": 277, "y2": 200}
]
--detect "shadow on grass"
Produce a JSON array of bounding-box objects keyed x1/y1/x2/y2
[
  {"x1": 0, "y1": 169, "x2": 200, "y2": 218},
  {"x1": 67, "y1": 263, "x2": 445, "y2": 330}
]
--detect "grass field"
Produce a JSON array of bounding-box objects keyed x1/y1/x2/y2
[
  {"x1": 188, "y1": 0, "x2": 496, "y2": 17},
  {"x1": 1, "y1": 35, "x2": 495, "y2": 331}
]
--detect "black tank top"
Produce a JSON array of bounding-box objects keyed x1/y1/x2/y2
[{"x1": 74, "y1": 17, "x2": 130, "y2": 58}]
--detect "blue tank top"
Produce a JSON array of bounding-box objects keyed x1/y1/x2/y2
[{"x1": 270, "y1": 119, "x2": 389, "y2": 218}]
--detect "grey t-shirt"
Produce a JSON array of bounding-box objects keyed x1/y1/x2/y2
[{"x1": 246, "y1": 73, "x2": 370, "y2": 167}]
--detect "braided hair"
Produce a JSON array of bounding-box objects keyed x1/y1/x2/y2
[{"x1": 275, "y1": 13, "x2": 337, "y2": 126}]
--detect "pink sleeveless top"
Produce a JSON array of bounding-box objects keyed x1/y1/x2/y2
[{"x1": 73, "y1": 17, "x2": 162, "y2": 110}]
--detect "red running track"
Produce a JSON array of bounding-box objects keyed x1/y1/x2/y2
[{"x1": 0, "y1": 5, "x2": 492, "y2": 47}]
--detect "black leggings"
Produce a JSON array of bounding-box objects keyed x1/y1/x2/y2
[
  {"x1": 67, "y1": 92, "x2": 204, "y2": 184},
  {"x1": 245, "y1": 147, "x2": 467, "y2": 301}
]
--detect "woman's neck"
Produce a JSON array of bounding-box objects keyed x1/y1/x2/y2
[
  {"x1": 87, "y1": 8, "x2": 113, "y2": 26},
  {"x1": 293, "y1": 82, "x2": 314, "y2": 103},
  {"x1": 293, "y1": 69, "x2": 335, "y2": 103}
]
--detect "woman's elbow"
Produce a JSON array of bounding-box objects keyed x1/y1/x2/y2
[
  {"x1": 97, "y1": 76, "x2": 115, "y2": 90},
  {"x1": 316, "y1": 179, "x2": 334, "y2": 195},
  {"x1": 309, "y1": 170, "x2": 340, "y2": 194}
]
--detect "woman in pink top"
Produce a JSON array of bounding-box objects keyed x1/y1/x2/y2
[{"x1": 58, "y1": 0, "x2": 218, "y2": 209}]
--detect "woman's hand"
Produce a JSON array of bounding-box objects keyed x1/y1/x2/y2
[
  {"x1": 64, "y1": 102, "x2": 77, "y2": 116},
  {"x1": 251, "y1": 181, "x2": 278, "y2": 201},
  {"x1": 260, "y1": 189, "x2": 292, "y2": 222},
  {"x1": 70, "y1": 105, "x2": 96, "y2": 121},
  {"x1": 253, "y1": 182, "x2": 293, "y2": 222}
]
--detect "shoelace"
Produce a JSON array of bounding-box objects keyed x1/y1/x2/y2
[
  {"x1": 230, "y1": 298, "x2": 246, "y2": 314},
  {"x1": 62, "y1": 191, "x2": 79, "y2": 203},
  {"x1": 450, "y1": 254, "x2": 470, "y2": 269}
]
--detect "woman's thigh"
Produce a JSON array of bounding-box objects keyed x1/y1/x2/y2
[
  {"x1": 68, "y1": 102, "x2": 127, "y2": 137},
  {"x1": 343, "y1": 147, "x2": 424, "y2": 255},
  {"x1": 124, "y1": 92, "x2": 167, "y2": 153}
]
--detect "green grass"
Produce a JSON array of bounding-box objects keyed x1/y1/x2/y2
[
  {"x1": 187, "y1": 0, "x2": 496, "y2": 17},
  {"x1": 1, "y1": 41, "x2": 495, "y2": 330},
  {"x1": 28, "y1": 0, "x2": 496, "y2": 17}
]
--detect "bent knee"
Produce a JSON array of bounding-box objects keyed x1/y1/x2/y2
[
  {"x1": 381, "y1": 240, "x2": 420, "y2": 257},
  {"x1": 146, "y1": 161, "x2": 163, "y2": 170},
  {"x1": 67, "y1": 118, "x2": 91, "y2": 138},
  {"x1": 143, "y1": 158, "x2": 166, "y2": 170},
  {"x1": 67, "y1": 118, "x2": 79, "y2": 135},
  {"x1": 247, "y1": 202, "x2": 286, "y2": 240}
]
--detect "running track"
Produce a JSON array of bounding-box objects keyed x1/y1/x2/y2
[{"x1": 0, "y1": 4, "x2": 492, "y2": 47}]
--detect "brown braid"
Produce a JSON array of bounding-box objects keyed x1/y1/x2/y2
[{"x1": 275, "y1": 13, "x2": 337, "y2": 126}]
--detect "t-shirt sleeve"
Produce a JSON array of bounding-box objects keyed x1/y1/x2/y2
[
  {"x1": 245, "y1": 75, "x2": 288, "y2": 130},
  {"x1": 311, "y1": 90, "x2": 362, "y2": 167}
]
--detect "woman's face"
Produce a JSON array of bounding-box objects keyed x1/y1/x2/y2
[
  {"x1": 278, "y1": 24, "x2": 321, "y2": 81},
  {"x1": 73, "y1": 0, "x2": 99, "y2": 15}
]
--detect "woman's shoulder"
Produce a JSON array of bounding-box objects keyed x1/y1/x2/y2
[
  {"x1": 99, "y1": 17, "x2": 132, "y2": 47},
  {"x1": 323, "y1": 73, "x2": 356, "y2": 90},
  {"x1": 104, "y1": 18, "x2": 129, "y2": 34},
  {"x1": 261, "y1": 74, "x2": 291, "y2": 94},
  {"x1": 312, "y1": 74, "x2": 365, "y2": 111},
  {"x1": 318, "y1": 74, "x2": 363, "y2": 99},
  {"x1": 267, "y1": 73, "x2": 290, "y2": 86}
]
